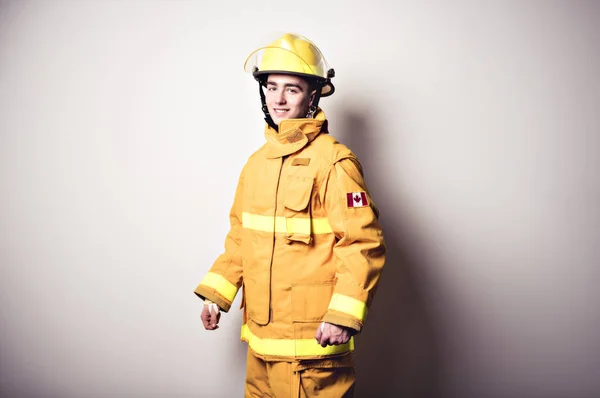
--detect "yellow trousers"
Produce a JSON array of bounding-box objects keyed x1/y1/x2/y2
[{"x1": 244, "y1": 349, "x2": 356, "y2": 397}]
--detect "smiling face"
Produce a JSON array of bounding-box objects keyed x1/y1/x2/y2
[{"x1": 264, "y1": 74, "x2": 316, "y2": 126}]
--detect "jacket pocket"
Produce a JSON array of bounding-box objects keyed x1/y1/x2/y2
[
  {"x1": 291, "y1": 281, "x2": 335, "y2": 322},
  {"x1": 245, "y1": 277, "x2": 269, "y2": 325},
  {"x1": 283, "y1": 176, "x2": 314, "y2": 244},
  {"x1": 284, "y1": 176, "x2": 313, "y2": 211},
  {"x1": 239, "y1": 283, "x2": 246, "y2": 309},
  {"x1": 240, "y1": 284, "x2": 247, "y2": 324}
]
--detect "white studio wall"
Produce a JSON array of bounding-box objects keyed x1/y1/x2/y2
[{"x1": 1, "y1": 1, "x2": 599, "y2": 397}]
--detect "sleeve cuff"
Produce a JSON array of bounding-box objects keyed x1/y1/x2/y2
[
  {"x1": 194, "y1": 272, "x2": 240, "y2": 312},
  {"x1": 323, "y1": 313, "x2": 363, "y2": 333},
  {"x1": 194, "y1": 286, "x2": 231, "y2": 312}
]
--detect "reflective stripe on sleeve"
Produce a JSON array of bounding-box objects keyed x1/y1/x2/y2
[
  {"x1": 327, "y1": 293, "x2": 368, "y2": 322},
  {"x1": 241, "y1": 324, "x2": 354, "y2": 357},
  {"x1": 199, "y1": 272, "x2": 238, "y2": 302}
]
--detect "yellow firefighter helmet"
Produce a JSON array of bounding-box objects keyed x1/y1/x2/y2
[{"x1": 244, "y1": 32, "x2": 335, "y2": 97}]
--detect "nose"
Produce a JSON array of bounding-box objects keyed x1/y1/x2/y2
[{"x1": 275, "y1": 90, "x2": 286, "y2": 105}]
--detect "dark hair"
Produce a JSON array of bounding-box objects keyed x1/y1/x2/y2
[{"x1": 305, "y1": 77, "x2": 321, "y2": 94}]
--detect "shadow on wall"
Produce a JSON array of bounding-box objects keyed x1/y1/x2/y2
[{"x1": 334, "y1": 107, "x2": 443, "y2": 398}]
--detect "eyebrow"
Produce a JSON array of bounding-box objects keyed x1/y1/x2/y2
[{"x1": 266, "y1": 81, "x2": 305, "y2": 91}]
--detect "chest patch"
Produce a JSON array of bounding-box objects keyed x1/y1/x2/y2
[
  {"x1": 292, "y1": 158, "x2": 311, "y2": 166},
  {"x1": 347, "y1": 192, "x2": 369, "y2": 208},
  {"x1": 286, "y1": 130, "x2": 304, "y2": 143}
]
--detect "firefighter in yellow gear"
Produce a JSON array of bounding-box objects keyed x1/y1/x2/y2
[{"x1": 194, "y1": 33, "x2": 386, "y2": 397}]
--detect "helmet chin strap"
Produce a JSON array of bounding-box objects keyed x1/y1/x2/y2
[
  {"x1": 258, "y1": 82, "x2": 279, "y2": 131},
  {"x1": 258, "y1": 80, "x2": 324, "y2": 132},
  {"x1": 310, "y1": 89, "x2": 322, "y2": 116}
]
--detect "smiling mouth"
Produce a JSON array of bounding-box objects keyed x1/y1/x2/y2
[{"x1": 273, "y1": 109, "x2": 289, "y2": 114}]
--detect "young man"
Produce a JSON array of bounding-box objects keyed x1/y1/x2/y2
[{"x1": 194, "y1": 33, "x2": 386, "y2": 397}]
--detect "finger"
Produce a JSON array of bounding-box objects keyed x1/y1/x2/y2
[
  {"x1": 206, "y1": 313, "x2": 215, "y2": 330},
  {"x1": 203, "y1": 305, "x2": 219, "y2": 331},
  {"x1": 317, "y1": 330, "x2": 326, "y2": 346},
  {"x1": 315, "y1": 326, "x2": 322, "y2": 342},
  {"x1": 201, "y1": 308, "x2": 211, "y2": 329},
  {"x1": 341, "y1": 332, "x2": 350, "y2": 344},
  {"x1": 319, "y1": 323, "x2": 330, "y2": 346},
  {"x1": 320, "y1": 332, "x2": 330, "y2": 347}
]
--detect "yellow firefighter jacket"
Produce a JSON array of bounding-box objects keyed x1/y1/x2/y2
[{"x1": 194, "y1": 109, "x2": 385, "y2": 361}]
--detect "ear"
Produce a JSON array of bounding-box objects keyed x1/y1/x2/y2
[{"x1": 308, "y1": 89, "x2": 317, "y2": 106}]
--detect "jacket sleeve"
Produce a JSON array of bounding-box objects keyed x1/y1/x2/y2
[
  {"x1": 194, "y1": 169, "x2": 244, "y2": 312},
  {"x1": 321, "y1": 156, "x2": 386, "y2": 332}
]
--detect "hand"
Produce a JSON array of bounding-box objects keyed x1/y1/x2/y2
[
  {"x1": 315, "y1": 322, "x2": 354, "y2": 347},
  {"x1": 201, "y1": 302, "x2": 221, "y2": 331}
]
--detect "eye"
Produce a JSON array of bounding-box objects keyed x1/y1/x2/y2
[
  {"x1": 286, "y1": 88, "x2": 298, "y2": 94},
  {"x1": 267, "y1": 86, "x2": 276, "y2": 91}
]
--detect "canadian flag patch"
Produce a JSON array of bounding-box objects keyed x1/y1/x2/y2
[{"x1": 347, "y1": 192, "x2": 369, "y2": 208}]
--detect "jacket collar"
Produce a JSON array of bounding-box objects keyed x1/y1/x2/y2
[{"x1": 263, "y1": 108, "x2": 328, "y2": 159}]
